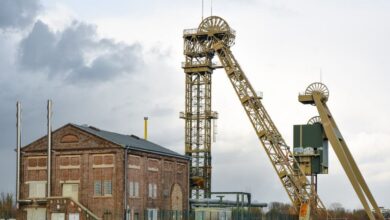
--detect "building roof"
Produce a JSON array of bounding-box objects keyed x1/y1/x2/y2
[{"x1": 71, "y1": 124, "x2": 188, "y2": 160}]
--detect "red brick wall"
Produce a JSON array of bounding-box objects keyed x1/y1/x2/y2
[{"x1": 18, "y1": 124, "x2": 189, "y2": 219}]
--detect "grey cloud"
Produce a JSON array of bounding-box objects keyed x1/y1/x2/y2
[
  {"x1": 18, "y1": 20, "x2": 142, "y2": 83},
  {"x1": 0, "y1": 0, "x2": 40, "y2": 29}
]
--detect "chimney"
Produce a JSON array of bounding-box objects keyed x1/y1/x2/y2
[{"x1": 144, "y1": 117, "x2": 148, "y2": 140}]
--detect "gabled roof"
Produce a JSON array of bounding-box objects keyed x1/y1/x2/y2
[{"x1": 71, "y1": 124, "x2": 188, "y2": 160}]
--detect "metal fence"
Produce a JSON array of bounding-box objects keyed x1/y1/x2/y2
[{"x1": 123, "y1": 210, "x2": 263, "y2": 220}]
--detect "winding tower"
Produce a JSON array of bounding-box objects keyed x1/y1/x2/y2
[
  {"x1": 181, "y1": 16, "x2": 327, "y2": 216},
  {"x1": 180, "y1": 17, "x2": 231, "y2": 199},
  {"x1": 299, "y1": 82, "x2": 385, "y2": 220}
]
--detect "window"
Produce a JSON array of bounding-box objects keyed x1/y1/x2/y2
[
  {"x1": 27, "y1": 208, "x2": 47, "y2": 220},
  {"x1": 148, "y1": 183, "x2": 157, "y2": 199},
  {"x1": 147, "y1": 209, "x2": 158, "y2": 220},
  {"x1": 28, "y1": 181, "x2": 46, "y2": 198},
  {"x1": 103, "y1": 180, "x2": 112, "y2": 195},
  {"x1": 27, "y1": 157, "x2": 47, "y2": 170},
  {"x1": 94, "y1": 180, "x2": 112, "y2": 196},
  {"x1": 94, "y1": 181, "x2": 102, "y2": 196},
  {"x1": 62, "y1": 183, "x2": 79, "y2": 201},
  {"x1": 51, "y1": 213, "x2": 65, "y2": 220},
  {"x1": 59, "y1": 156, "x2": 81, "y2": 182},
  {"x1": 147, "y1": 159, "x2": 159, "y2": 172},
  {"x1": 128, "y1": 155, "x2": 141, "y2": 169},
  {"x1": 129, "y1": 181, "x2": 139, "y2": 198},
  {"x1": 177, "y1": 164, "x2": 185, "y2": 173},
  {"x1": 93, "y1": 154, "x2": 114, "y2": 168},
  {"x1": 134, "y1": 212, "x2": 139, "y2": 220},
  {"x1": 68, "y1": 213, "x2": 80, "y2": 220}
]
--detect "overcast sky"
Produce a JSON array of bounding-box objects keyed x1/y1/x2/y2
[{"x1": 1, "y1": 0, "x2": 389, "y2": 210}]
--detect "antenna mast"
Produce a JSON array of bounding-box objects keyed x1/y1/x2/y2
[
  {"x1": 201, "y1": 0, "x2": 204, "y2": 20},
  {"x1": 211, "y1": 0, "x2": 213, "y2": 16}
]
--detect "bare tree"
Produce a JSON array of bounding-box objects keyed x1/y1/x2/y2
[{"x1": 0, "y1": 192, "x2": 16, "y2": 219}]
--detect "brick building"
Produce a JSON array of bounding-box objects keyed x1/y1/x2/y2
[{"x1": 17, "y1": 123, "x2": 189, "y2": 220}]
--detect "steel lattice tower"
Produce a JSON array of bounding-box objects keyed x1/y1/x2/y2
[
  {"x1": 181, "y1": 29, "x2": 218, "y2": 199},
  {"x1": 181, "y1": 16, "x2": 327, "y2": 216}
]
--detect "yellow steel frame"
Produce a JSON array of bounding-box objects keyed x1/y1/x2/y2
[
  {"x1": 182, "y1": 16, "x2": 327, "y2": 215},
  {"x1": 181, "y1": 32, "x2": 218, "y2": 199},
  {"x1": 299, "y1": 84, "x2": 384, "y2": 220}
]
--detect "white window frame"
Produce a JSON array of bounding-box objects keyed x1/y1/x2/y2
[
  {"x1": 129, "y1": 181, "x2": 139, "y2": 198},
  {"x1": 147, "y1": 208, "x2": 158, "y2": 220},
  {"x1": 148, "y1": 183, "x2": 157, "y2": 199}
]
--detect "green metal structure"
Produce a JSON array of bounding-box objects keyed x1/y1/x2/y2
[{"x1": 293, "y1": 122, "x2": 329, "y2": 175}]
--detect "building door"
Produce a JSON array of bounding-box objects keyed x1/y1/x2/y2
[
  {"x1": 27, "y1": 208, "x2": 46, "y2": 220},
  {"x1": 51, "y1": 213, "x2": 65, "y2": 220},
  {"x1": 62, "y1": 183, "x2": 79, "y2": 201},
  {"x1": 69, "y1": 213, "x2": 80, "y2": 220},
  {"x1": 171, "y1": 184, "x2": 183, "y2": 211}
]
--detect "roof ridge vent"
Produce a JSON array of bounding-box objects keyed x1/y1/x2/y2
[
  {"x1": 89, "y1": 126, "x2": 101, "y2": 131},
  {"x1": 130, "y1": 134, "x2": 140, "y2": 140}
]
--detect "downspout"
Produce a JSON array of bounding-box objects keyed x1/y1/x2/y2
[
  {"x1": 16, "y1": 101, "x2": 21, "y2": 208},
  {"x1": 124, "y1": 146, "x2": 129, "y2": 220},
  {"x1": 47, "y1": 100, "x2": 52, "y2": 198},
  {"x1": 16, "y1": 102, "x2": 33, "y2": 204},
  {"x1": 187, "y1": 159, "x2": 191, "y2": 212}
]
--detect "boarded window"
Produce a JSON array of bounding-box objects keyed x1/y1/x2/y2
[
  {"x1": 51, "y1": 213, "x2": 65, "y2": 220},
  {"x1": 60, "y1": 156, "x2": 80, "y2": 168},
  {"x1": 148, "y1": 159, "x2": 159, "y2": 172},
  {"x1": 62, "y1": 184, "x2": 79, "y2": 202},
  {"x1": 59, "y1": 156, "x2": 80, "y2": 181},
  {"x1": 61, "y1": 157, "x2": 69, "y2": 166},
  {"x1": 27, "y1": 208, "x2": 47, "y2": 220},
  {"x1": 28, "y1": 158, "x2": 38, "y2": 167},
  {"x1": 60, "y1": 134, "x2": 79, "y2": 143},
  {"x1": 177, "y1": 164, "x2": 186, "y2": 173},
  {"x1": 93, "y1": 154, "x2": 114, "y2": 168},
  {"x1": 37, "y1": 158, "x2": 47, "y2": 167},
  {"x1": 70, "y1": 156, "x2": 80, "y2": 166},
  {"x1": 104, "y1": 155, "x2": 113, "y2": 164},
  {"x1": 94, "y1": 155, "x2": 103, "y2": 165},
  {"x1": 27, "y1": 157, "x2": 47, "y2": 170},
  {"x1": 164, "y1": 161, "x2": 173, "y2": 171},
  {"x1": 28, "y1": 181, "x2": 46, "y2": 198},
  {"x1": 128, "y1": 155, "x2": 141, "y2": 169}
]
